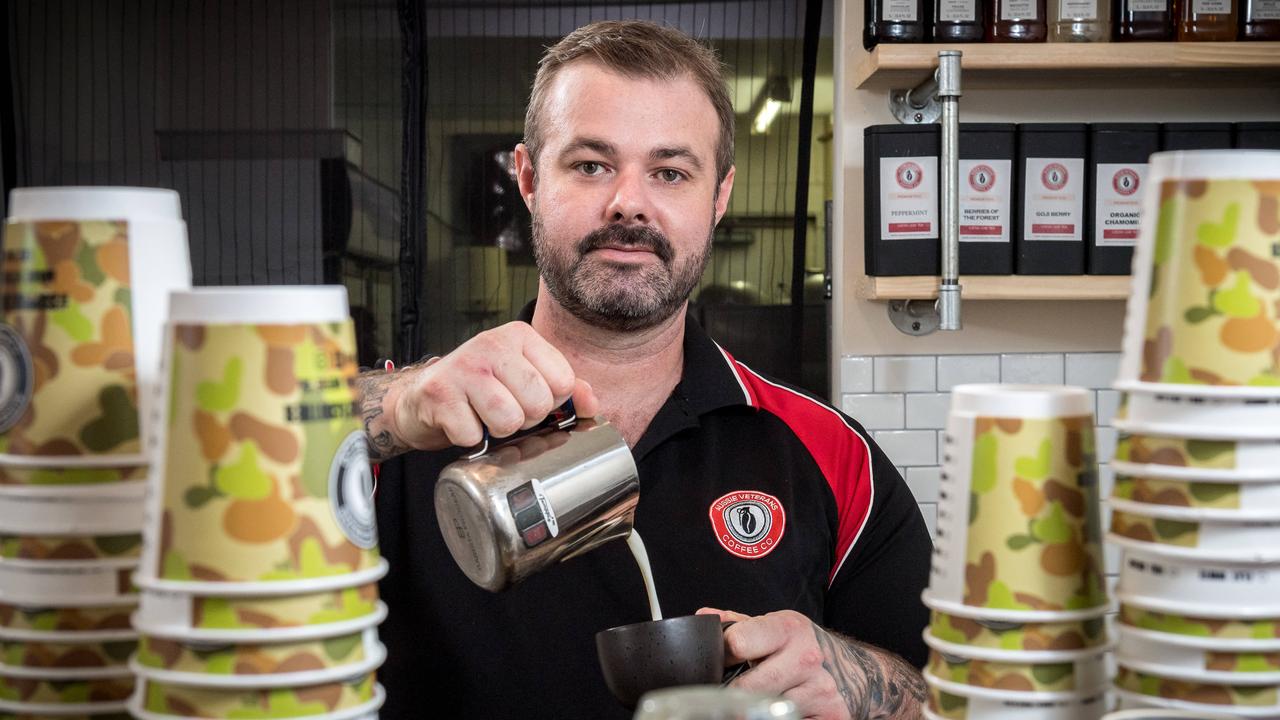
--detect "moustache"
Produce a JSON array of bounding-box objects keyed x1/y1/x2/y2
[{"x1": 577, "y1": 224, "x2": 674, "y2": 264}]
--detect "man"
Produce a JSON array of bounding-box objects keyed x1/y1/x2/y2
[{"x1": 362, "y1": 20, "x2": 931, "y2": 719}]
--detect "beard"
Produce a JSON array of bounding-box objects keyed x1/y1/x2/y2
[{"x1": 532, "y1": 214, "x2": 713, "y2": 333}]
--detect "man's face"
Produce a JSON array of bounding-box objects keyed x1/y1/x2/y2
[{"x1": 515, "y1": 62, "x2": 734, "y2": 332}]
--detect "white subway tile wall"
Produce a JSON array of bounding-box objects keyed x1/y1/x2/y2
[{"x1": 840, "y1": 352, "x2": 1122, "y2": 580}]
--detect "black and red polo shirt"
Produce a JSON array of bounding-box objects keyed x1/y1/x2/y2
[{"x1": 374, "y1": 307, "x2": 932, "y2": 720}]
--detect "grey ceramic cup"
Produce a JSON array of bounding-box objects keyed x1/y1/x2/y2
[{"x1": 596, "y1": 614, "x2": 730, "y2": 709}]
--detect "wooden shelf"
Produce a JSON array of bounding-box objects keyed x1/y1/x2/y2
[
  {"x1": 853, "y1": 42, "x2": 1280, "y2": 90},
  {"x1": 857, "y1": 275, "x2": 1131, "y2": 300}
]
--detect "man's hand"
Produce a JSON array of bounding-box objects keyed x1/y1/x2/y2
[
  {"x1": 698, "y1": 608, "x2": 925, "y2": 720},
  {"x1": 355, "y1": 322, "x2": 600, "y2": 461}
]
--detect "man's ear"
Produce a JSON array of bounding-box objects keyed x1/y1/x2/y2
[
  {"x1": 713, "y1": 165, "x2": 736, "y2": 224},
  {"x1": 514, "y1": 142, "x2": 537, "y2": 211}
]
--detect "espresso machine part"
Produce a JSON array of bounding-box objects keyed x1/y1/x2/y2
[{"x1": 435, "y1": 416, "x2": 639, "y2": 592}]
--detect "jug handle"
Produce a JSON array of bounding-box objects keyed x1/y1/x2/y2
[{"x1": 463, "y1": 398, "x2": 577, "y2": 461}]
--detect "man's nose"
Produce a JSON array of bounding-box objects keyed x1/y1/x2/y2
[{"x1": 604, "y1": 169, "x2": 651, "y2": 225}]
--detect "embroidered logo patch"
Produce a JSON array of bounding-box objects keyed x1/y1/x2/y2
[{"x1": 709, "y1": 491, "x2": 786, "y2": 559}]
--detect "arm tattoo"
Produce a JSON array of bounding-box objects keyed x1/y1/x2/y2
[
  {"x1": 355, "y1": 370, "x2": 413, "y2": 462},
  {"x1": 812, "y1": 624, "x2": 926, "y2": 720}
]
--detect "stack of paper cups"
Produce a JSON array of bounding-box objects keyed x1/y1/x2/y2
[
  {"x1": 1108, "y1": 150, "x2": 1280, "y2": 718},
  {"x1": 922, "y1": 384, "x2": 1111, "y2": 720},
  {"x1": 128, "y1": 287, "x2": 386, "y2": 720},
  {"x1": 0, "y1": 188, "x2": 191, "y2": 718}
]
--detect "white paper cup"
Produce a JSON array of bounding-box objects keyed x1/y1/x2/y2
[
  {"x1": 0, "y1": 634, "x2": 136, "y2": 678},
  {"x1": 923, "y1": 668, "x2": 1109, "y2": 703},
  {"x1": 926, "y1": 385, "x2": 1108, "y2": 621},
  {"x1": 132, "y1": 601, "x2": 387, "y2": 645},
  {"x1": 1, "y1": 188, "x2": 191, "y2": 468},
  {"x1": 0, "y1": 482, "x2": 145, "y2": 536},
  {"x1": 1117, "y1": 625, "x2": 1280, "y2": 684},
  {"x1": 1117, "y1": 548, "x2": 1280, "y2": 617},
  {"x1": 1110, "y1": 477, "x2": 1280, "y2": 521},
  {"x1": 1114, "y1": 663, "x2": 1280, "y2": 716},
  {"x1": 1114, "y1": 432, "x2": 1280, "y2": 482},
  {"x1": 1108, "y1": 509, "x2": 1280, "y2": 564},
  {"x1": 0, "y1": 559, "x2": 136, "y2": 606},
  {"x1": 926, "y1": 647, "x2": 1110, "y2": 697},
  {"x1": 0, "y1": 698, "x2": 129, "y2": 717},
  {"x1": 925, "y1": 680, "x2": 1107, "y2": 720},
  {"x1": 1119, "y1": 597, "x2": 1280, "y2": 651},
  {"x1": 0, "y1": 667, "x2": 133, "y2": 713},
  {"x1": 134, "y1": 580, "x2": 382, "y2": 638},
  {"x1": 1115, "y1": 150, "x2": 1280, "y2": 399}
]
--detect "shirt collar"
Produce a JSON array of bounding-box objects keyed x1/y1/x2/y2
[{"x1": 515, "y1": 300, "x2": 755, "y2": 456}]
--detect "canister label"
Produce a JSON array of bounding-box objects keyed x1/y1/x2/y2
[
  {"x1": 1254, "y1": 0, "x2": 1280, "y2": 19},
  {"x1": 1193, "y1": 0, "x2": 1230, "y2": 12},
  {"x1": 883, "y1": 0, "x2": 919, "y2": 21},
  {"x1": 1094, "y1": 163, "x2": 1147, "y2": 248},
  {"x1": 1002, "y1": 0, "x2": 1040, "y2": 20},
  {"x1": 880, "y1": 156, "x2": 939, "y2": 241},
  {"x1": 939, "y1": 0, "x2": 978, "y2": 21},
  {"x1": 1023, "y1": 158, "x2": 1085, "y2": 243},
  {"x1": 959, "y1": 159, "x2": 1012, "y2": 244},
  {"x1": 1059, "y1": 0, "x2": 1099, "y2": 19}
]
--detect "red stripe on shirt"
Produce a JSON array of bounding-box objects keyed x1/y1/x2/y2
[{"x1": 720, "y1": 349, "x2": 875, "y2": 585}]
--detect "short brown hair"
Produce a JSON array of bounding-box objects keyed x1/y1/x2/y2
[{"x1": 524, "y1": 20, "x2": 735, "y2": 185}]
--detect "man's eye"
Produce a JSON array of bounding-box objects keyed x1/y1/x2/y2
[
  {"x1": 578, "y1": 162, "x2": 604, "y2": 175},
  {"x1": 659, "y1": 169, "x2": 684, "y2": 183}
]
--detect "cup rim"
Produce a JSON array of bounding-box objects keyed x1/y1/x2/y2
[
  {"x1": 0, "y1": 626, "x2": 138, "y2": 643},
  {"x1": 922, "y1": 628, "x2": 1113, "y2": 664},
  {"x1": 595, "y1": 612, "x2": 720, "y2": 641},
  {"x1": 1108, "y1": 495, "x2": 1280, "y2": 523},
  {"x1": 1109, "y1": 531, "x2": 1280, "y2": 564},
  {"x1": 1104, "y1": 707, "x2": 1245, "y2": 720},
  {"x1": 948, "y1": 384, "x2": 1093, "y2": 418},
  {"x1": 1113, "y1": 417, "x2": 1280, "y2": 442},
  {"x1": 0, "y1": 452, "x2": 150, "y2": 468},
  {"x1": 0, "y1": 557, "x2": 140, "y2": 572},
  {"x1": 1116, "y1": 656, "x2": 1280, "y2": 689},
  {"x1": 1111, "y1": 459, "x2": 1280, "y2": 484},
  {"x1": 132, "y1": 558, "x2": 388, "y2": 598},
  {"x1": 0, "y1": 479, "x2": 148, "y2": 500},
  {"x1": 131, "y1": 600, "x2": 387, "y2": 644},
  {"x1": 129, "y1": 642, "x2": 386, "y2": 689},
  {"x1": 1115, "y1": 379, "x2": 1280, "y2": 401},
  {"x1": 922, "y1": 592, "x2": 1112, "y2": 624},
  {"x1": 923, "y1": 669, "x2": 1110, "y2": 703},
  {"x1": 167, "y1": 286, "x2": 349, "y2": 325},
  {"x1": 1117, "y1": 589, "x2": 1280, "y2": 622},
  {"x1": 126, "y1": 680, "x2": 385, "y2": 720},
  {"x1": 1118, "y1": 621, "x2": 1280, "y2": 653}
]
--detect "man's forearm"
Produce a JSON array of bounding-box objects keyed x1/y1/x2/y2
[
  {"x1": 355, "y1": 369, "x2": 414, "y2": 462},
  {"x1": 812, "y1": 624, "x2": 926, "y2": 720}
]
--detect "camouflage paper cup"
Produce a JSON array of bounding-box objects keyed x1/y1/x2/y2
[
  {"x1": 1117, "y1": 548, "x2": 1280, "y2": 617},
  {"x1": 0, "y1": 465, "x2": 148, "y2": 487},
  {"x1": 132, "y1": 601, "x2": 387, "y2": 647},
  {"x1": 131, "y1": 630, "x2": 385, "y2": 689},
  {"x1": 923, "y1": 625, "x2": 1112, "y2": 664},
  {"x1": 0, "y1": 600, "x2": 134, "y2": 640},
  {"x1": 0, "y1": 482, "x2": 146, "y2": 536},
  {"x1": 1114, "y1": 432, "x2": 1280, "y2": 482},
  {"x1": 1115, "y1": 150, "x2": 1280, "y2": 398},
  {"x1": 1112, "y1": 475, "x2": 1280, "y2": 521},
  {"x1": 1117, "y1": 625, "x2": 1280, "y2": 684},
  {"x1": 134, "y1": 626, "x2": 377, "y2": 677},
  {"x1": 925, "y1": 385, "x2": 1108, "y2": 621},
  {"x1": 1109, "y1": 506, "x2": 1280, "y2": 563},
  {"x1": 925, "y1": 648, "x2": 1109, "y2": 695},
  {"x1": 1, "y1": 187, "x2": 191, "y2": 467},
  {"x1": 0, "y1": 560, "x2": 137, "y2": 606},
  {"x1": 137, "y1": 287, "x2": 380, "y2": 595},
  {"x1": 924, "y1": 682, "x2": 1107, "y2": 720},
  {"x1": 0, "y1": 712, "x2": 131, "y2": 720},
  {"x1": 927, "y1": 608, "x2": 1109, "y2": 654},
  {"x1": 0, "y1": 637, "x2": 135, "y2": 679},
  {"x1": 1114, "y1": 663, "x2": 1280, "y2": 715},
  {"x1": 0, "y1": 534, "x2": 142, "y2": 562},
  {"x1": 1119, "y1": 600, "x2": 1280, "y2": 650},
  {"x1": 135, "y1": 582, "x2": 382, "y2": 641},
  {"x1": 129, "y1": 674, "x2": 381, "y2": 720}
]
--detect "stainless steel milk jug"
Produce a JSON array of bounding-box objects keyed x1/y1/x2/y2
[{"x1": 434, "y1": 414, "x2": 639, "y2": 591}]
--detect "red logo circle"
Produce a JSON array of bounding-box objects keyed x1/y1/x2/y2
[
  {"x1": 1041, "y1": 163, "x2": 1069, "y2": 191},
  {"x1": 709, "y1": 491, "x2": 786, "y2": 560},
  {"x1": 968, "y1": 164, "x2": 996, "y2": 193},
  {"x1": 1113, "y1": 168, "x2": 1140, "y2": 196},
  {"x1": 896, "y1": 162, "x2": 923, "y2": 190}
]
